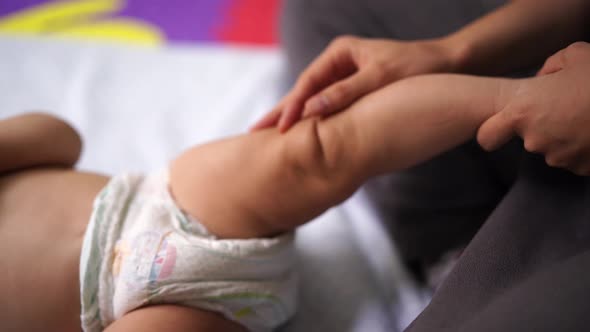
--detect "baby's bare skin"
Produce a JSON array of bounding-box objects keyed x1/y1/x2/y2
[
  {"x1": 0, "y1": 114, "x2": 100, "y2": 332},
  {"x1": 0, "y1": 169, "x2": 107, "y2": 332},
  {"x1": 0, "y1": 114, "x2": 244, "y2": 332},
  {"x1": 0, "y1": 73, "x2": 516, "y2": 332},
  {"x1": 171, "y1": 74, "x2": 515, "y2": 239}
]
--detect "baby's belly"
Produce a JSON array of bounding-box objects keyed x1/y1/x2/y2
[{"x1": 0, "y1": 168, "x2": 109, "y2": 332}]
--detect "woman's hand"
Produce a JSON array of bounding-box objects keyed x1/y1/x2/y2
[
  {"x1": 477, "y1": 42, "x2": 590, "y2": 176},
  {"x1": 252, "y1": 36, "x2": 461, "y2": 132}
]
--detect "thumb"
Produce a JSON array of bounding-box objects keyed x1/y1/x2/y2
[
  {"x1": 537, "y1": 49, "x2": 565, "y2": 76},
  {"x1": 477, "y1": 110, "x2": 517, "y2": 151}
]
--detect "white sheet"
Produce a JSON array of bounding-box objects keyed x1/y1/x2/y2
[{"x1": 0, "y1": 35, "x2": 428, "y2": 331}]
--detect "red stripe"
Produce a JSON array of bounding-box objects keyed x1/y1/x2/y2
[{"x1": 216, "y1": 0, "x2": 280, "y2": 45}]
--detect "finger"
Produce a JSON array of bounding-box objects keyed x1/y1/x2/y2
[
  {"x1": 571, "y1": 156, "x2": 590, "y2": 176},
  {"x1": 537, "y1": 49, "x2": 566, "y2": 76},
  {"x1": 250, "y1": 108, "x2": 282, "y2": 131},
  {"x1": 279, "y1": 42, "x2": 358, "y2": 131},
  {"x1": 251, "y1": 95, "x2": 290, "y2": 131},
  {"x1": 550, "y1": 146, "x2": 590, "y2": 176},
  {"x1": 477, "y1": 110, "x2": 518, "y2": 151},
  {"x1": 302, "y1": 67, "x2": 386, "y2": 118},
  {"x1": 277, "y1": 103, "x2": 302, "y2": 132},
  {"x1": 293, "y1": 37, "x2": 358, "y2": 99},
  {"x1": 544, "y1": 145, "x2": 576, "y2": 169}
]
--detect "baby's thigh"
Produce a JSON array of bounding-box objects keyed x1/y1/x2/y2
[
  {"x1": 0, "y1": 169, "x2": 108, "y2": 332},
  {"x1": 104, "y1": 305, "x2": 246, "y2": 332}
]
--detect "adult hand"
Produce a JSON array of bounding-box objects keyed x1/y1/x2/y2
[
  {"x1": 477, "y1": 42, "x2": 590, "y2": 176},
  {"x1": 252, "y1": 35, "x2": 460, "y2": 132}
]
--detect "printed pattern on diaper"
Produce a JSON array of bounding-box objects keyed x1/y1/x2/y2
[
  {"x1": 206, "y1": 292, "x2": 289, "y2": 322},
  {"x1": 113, "y1": 231, "x2": 177, "y2": 286},
  {"x1": 115, "y1": 231, "x2": 161, "y2": 287},
  {"x1": 149, "y1": 234, "x2": 177, "y2": 282},
  {"x1": 112, "y1": 241, "x2": 130, "y2": 278}
]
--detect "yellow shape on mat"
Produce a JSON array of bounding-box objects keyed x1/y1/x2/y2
[
  {"x1": 56, "y1": 18, "x2": 163, "y2": 46},
  {"x1": 0, "y1": 0, "x2": 163, "y2": 46}
]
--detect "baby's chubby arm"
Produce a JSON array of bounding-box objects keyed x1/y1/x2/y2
[{"x1": 170, "y1": 74, "x2": 518, "y2": 239}]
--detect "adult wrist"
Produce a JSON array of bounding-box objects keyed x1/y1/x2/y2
[{"x1": 436, "y1": 33, "x2": 476, "y2": 74}]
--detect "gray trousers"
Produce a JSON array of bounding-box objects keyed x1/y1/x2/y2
[{"x1": 281, "y1": 0, "x2": 590, "y2": 330}]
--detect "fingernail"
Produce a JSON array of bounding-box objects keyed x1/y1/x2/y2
[
  {"x1": 279, "y1": 104, "x2": 297, "y2": 131},
  {"x1": 278, "y1": 115, "x2": 289, "y2": 133},
  {"x1": 277, "y1": 117, "x2": 286, "y2": 130},
  {"x1": 306, "y1": 95, "x2": 329, "y2": 116}
]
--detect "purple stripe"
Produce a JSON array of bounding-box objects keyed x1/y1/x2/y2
[
  {"x1": 117, "y1": 0, "x2": 233, "y2": 42},
  {"x1": 0, "y1": 0, "x2": 47, "y2": 15}
]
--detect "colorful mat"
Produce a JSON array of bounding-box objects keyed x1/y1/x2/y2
[{"x1": 0, "y1": 0, "x2": 280, "y2": 46}]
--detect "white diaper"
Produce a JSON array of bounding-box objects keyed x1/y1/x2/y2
[{"x1": 79, "y1": 171, "x2": 297, "y2": 332}]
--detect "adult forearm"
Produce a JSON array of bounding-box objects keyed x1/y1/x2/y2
[{"x1": 444, "y1": 0, "x2": 590, "y2": 75}]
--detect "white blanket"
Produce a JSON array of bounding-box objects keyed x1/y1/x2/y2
[{"x1": 0, "y1": 36, "x2": 428, "y2": 331}]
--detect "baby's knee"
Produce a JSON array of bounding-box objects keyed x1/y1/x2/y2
[
  {"x1": 283, "y1": 119, "x2": 331, "y2": 179},
  {"x1": 282, "y1": 118, "x2": 360, "y2": 193}
]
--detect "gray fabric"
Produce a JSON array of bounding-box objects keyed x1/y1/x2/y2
[
  {"x1": 281, "y1": 0, "x2": 506, "y2": 80},
  {"x1": 406, "y1": 154, "x2": 590, "y2": 332},
  {"x1": 280, "y1": 0, "x2": 590, "y2": 331},
  {"x1": 365, "y1": 140, "x2": 522, "y2": 274}
]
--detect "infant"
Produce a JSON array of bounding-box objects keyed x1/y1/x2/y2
[{"x1": 0, "y1": 73, "x2": 515, "y2": 332}]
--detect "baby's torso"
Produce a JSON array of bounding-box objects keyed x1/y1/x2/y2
[{"x1": 0, "y1": 168, "x2": 109, "y2": 332}]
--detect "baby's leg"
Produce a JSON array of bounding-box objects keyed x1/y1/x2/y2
[
  {"x1": 317, "y1": 74, "x2": 518, "y2": 177},
  {"x1": 170, "y1": 117, "x2": 364, "y2": 239},
  {"x1": 0, "y1": 112, "x2": 82, "y2": 173},
  {"x1": 170, "y1": 74, "x2": 517, "y2": 239}
]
